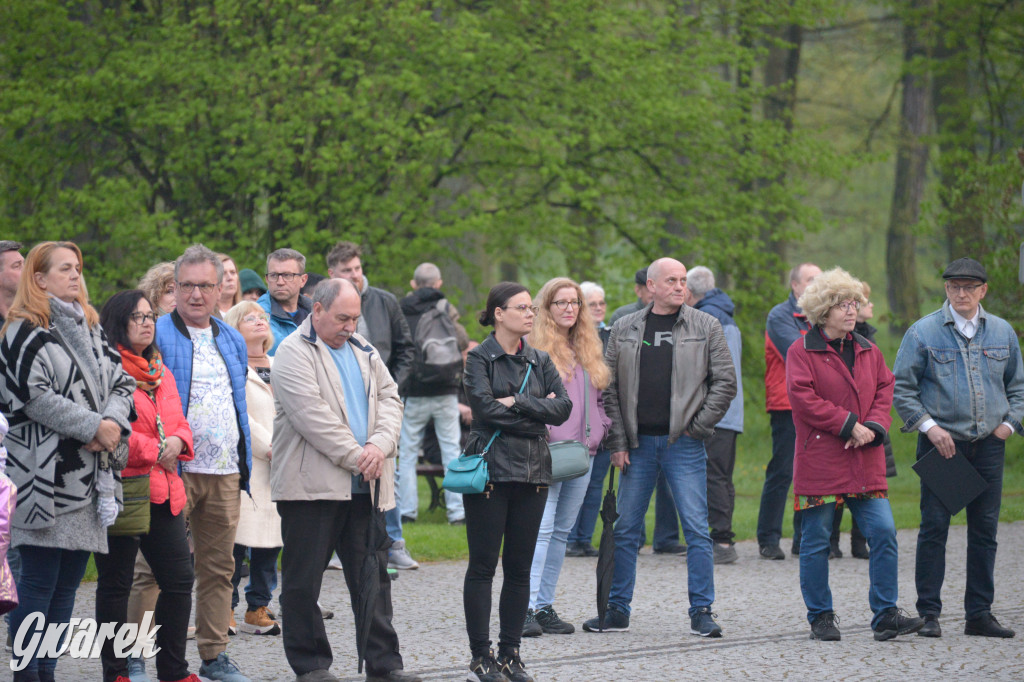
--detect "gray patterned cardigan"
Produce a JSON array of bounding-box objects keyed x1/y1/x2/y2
[{"x1": 0, "y1": 302, "x2": 135, "y2": 551}]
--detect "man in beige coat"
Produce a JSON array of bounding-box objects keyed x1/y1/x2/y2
[{"x1": 271, "y1": 278, "x2": 421, "y2": 682}]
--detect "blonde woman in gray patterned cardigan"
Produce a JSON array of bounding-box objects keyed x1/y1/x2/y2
[{"x1": 0, "y1": 241, "x2": 135, "y2": 682}]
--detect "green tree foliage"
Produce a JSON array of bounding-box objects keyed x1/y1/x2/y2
[{"x1": 1, "y1": 0, "x2": 841, "y2": 318}]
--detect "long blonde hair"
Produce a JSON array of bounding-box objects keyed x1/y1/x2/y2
[
  {"x1": 529, "y1": 277, "x2": 610, "y2": 390},
  {"x1": 4, "y1": 241, "x2": 98, "y2": 333}
]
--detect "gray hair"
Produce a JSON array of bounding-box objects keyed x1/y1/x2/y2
[
  {"x1": 790, "y1": 262, "x2": 816, "y2": 284},
  {"x1": 686, "y1": 266, "x2": 715, "y2": 298},
  {"x1": 267, "y1": 248, "x2": 306, "y2": 273},
  {"x1": 413, "y1": 262, "x2": 442, "y2": 288},
  {"x1": 175, "y1": 244, "x2": 224, "y2": 283},
  {"x1": 312, "y1": 277, "x2": 358, "y2": 311},
  {"x1": 0, "y1": 241, "x2": 21, "y2": 258},
  {"x1": 580, "y1": 281, "x2": 605, "y2": 300}
]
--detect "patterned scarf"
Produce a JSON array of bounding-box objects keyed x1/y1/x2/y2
[{"x1": 119, "y1": 345, "x2": 164, "y2": 392}]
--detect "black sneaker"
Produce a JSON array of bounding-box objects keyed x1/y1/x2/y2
[
  {"x1": 582, "y1": 608, "x2": 630, "y2": 632},
  {"x1": 521, "y1": 609, "x2": 542, "y2": 637},
  {"x1": 918, "y1": 614, "x2": 941, "y2": 638},
  {"x1": 873, "y1": 607, "x2": 925, "y2": 641},
  {"x1": 759, "y1": 544, "x2": 785, "y2": 560},
  {"x1": 690, "y1": 606, "x2": 723, "y2": 637},
  {"x1": 809, "y1": 612, "x2": 841, "y2": 641},
  {"x1": 851, "y1": 539, "x2": 870, "y2": 560},
  {"x1": 829, "y1": 542, "x2": 843, "y2": 559},
  {"x1": 964, "y1": 612, "x2": 1015, "y2": 638},
  {"x1": 565, "y1": 542, "x2": 587, "y2": 557},
  {"x1": 467, "y1": 649, "x2": 508, "y2": 682},
  {"x1": 535, "y1": 605, "x2": 574, "y2": 634},
  {"x1": 496, "y1": 648, "x2": 533, "y2": 682}
]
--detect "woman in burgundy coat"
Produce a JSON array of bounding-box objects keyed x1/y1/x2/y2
[{"x1": 786, "y1": 268, "x2": 923, "y2": 643}]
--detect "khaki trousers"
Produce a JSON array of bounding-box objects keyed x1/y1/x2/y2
[{"x1": 182, "y1": 472, "x2": 241, "y2": 660}]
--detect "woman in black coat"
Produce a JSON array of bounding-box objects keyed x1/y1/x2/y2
[{"x1": 461, "y1": 282, "x2": 571, "y2": 682}]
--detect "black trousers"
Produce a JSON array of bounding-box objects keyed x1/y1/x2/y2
[
  {"x1": 705, "y1": 428, "x2": 738, "y2": 544},
  {"x1": 93, "y1": 501, "x2": 194, "y2": 682},
  {"x1": 463, "y1": 482, "x2": 547, "y2": 659},
  {"x1": 278, "y1": 497, "x2": 403, "y2": 677}
]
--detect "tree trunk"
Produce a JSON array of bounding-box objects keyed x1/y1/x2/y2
[
  {"x1": 933, "y1": 14, "x2": 984, "y2": 261},
  {"x1": 886, "y1": 6, "x2": 930, "y2": 334},
  {"x1": 760, "y1": 16, "x2": 802, "y2": 272}
]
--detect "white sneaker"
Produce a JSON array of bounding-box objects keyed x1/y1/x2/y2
[
  {"x1": 387, "y1": 539, "x2": 419, "y2": 570},
  {"x1": 327, "y1": 554, "x2": 343, "y2": 571}
]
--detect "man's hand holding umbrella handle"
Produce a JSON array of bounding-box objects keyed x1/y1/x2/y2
[
  {"x1": 611, "y1": 450, "x2": 630, "y2": 469},
  {"x1": 358, "y1": 443, "x2": 387, "y2": 480},
  {"x1": 926, "y1": 424, "x2": 956, "y2": 459}
]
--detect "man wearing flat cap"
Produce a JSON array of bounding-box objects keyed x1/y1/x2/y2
[{"x1": 893, "y1": 257, "x2": 1024, "y2": 639}]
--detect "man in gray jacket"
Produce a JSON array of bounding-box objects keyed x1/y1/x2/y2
[
  {"x1": 271, "y1": 278, "x2": 420, "y2": 682},
  {"x1": 583, "y1": 258, "x2": 736, "y2": 637}
]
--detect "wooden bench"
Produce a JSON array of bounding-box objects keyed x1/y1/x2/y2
[{"x1": 416, "y1": 459, "x2": 446, "y2": 512}]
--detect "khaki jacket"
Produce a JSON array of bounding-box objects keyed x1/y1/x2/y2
[
  {"x1": 604, "y1": 303, "x2": 737, "y2": 451},
  {"x1": 270, "y1": 318, "x2": 403, "y2": 509}
]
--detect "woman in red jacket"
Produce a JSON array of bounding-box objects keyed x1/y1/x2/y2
[
  {"x1": 786, "y1": 268, "x2": 922, "y2": 644},
  {"x1": 98, "y1": 290, "x2": 199, "y2": 682}
]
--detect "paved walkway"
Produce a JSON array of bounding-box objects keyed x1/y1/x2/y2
[{"x1": 10, "y1": 523, "x2": 1024, "y2": 681}]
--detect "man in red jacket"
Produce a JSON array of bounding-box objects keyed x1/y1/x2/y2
[{"x1": 757, "y1": 262, "x2": 819, "y2": 560}]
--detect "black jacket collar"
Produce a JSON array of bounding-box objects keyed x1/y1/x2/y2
[{"x1": 803, "y1": 326, "x2": 871, "y2": 352}]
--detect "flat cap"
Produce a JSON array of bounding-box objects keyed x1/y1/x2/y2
[
  {"x1": 942, "y1": 257, "x2": 987, "y2": 283},
  {"x1": 634, "y1": 268, "x2": 649, "y2": 286}
]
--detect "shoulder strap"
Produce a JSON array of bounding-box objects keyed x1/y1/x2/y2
[{"x1": 583, "y1": 368, "x2": 590, "y2": 448}]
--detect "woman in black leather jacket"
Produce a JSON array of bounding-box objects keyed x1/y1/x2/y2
[{"x1": 461, "y1": 282, "x2": 571, "y2": 682}]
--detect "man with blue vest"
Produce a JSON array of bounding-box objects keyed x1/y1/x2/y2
[
  {"x1": 258, "y1": 248, "x2": 313, "y2": 356},
  {"x1": 156, "y1": 244, "x2": 253, "y2": 682}
]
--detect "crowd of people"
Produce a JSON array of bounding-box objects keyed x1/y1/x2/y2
[{"x1": 0, "y1": 238, "x2": 1018, "y2": 682}]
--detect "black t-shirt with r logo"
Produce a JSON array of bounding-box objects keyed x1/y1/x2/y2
[{"x1": 637, "y1": 312, "x2": 676, "y2": 435}]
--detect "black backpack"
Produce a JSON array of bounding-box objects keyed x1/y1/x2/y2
[{"x1": 411, "y1": 299, "x2": 463, "y2": 387}]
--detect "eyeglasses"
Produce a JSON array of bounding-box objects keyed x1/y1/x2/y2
[
  {"x1": 552, "y1": 299, "x2": 583, "y2": 311},
  {"x1": 503, "y1": 304, "x2": 539, "y2": 315},
  {"x1": 588, "y1": 300, "x2": 607, "y2": 308},
  {"x1": 945, "y1": 282, "x2": 984, "y2": 294},
  {"x1": 129, "y1": 312, "x2": 156, "y2": 325},
  {"x1": 834, "y1": 301, "x2": 861, "y2": 312},
  {"x1": 242, "y1": 313, "x2": 270, "y2": 324},
  {"x1": 266, "y1": 272, "x2": 303, "y2": 282},
  {"x1": 176, "y1": 282, "x2": 217, "y2": 295}
]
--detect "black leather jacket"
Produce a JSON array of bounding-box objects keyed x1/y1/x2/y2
[
  {"x1": 463, "y1": 334, "x2": 572, "y2": 485},
  {"x1": 360, "y1": 282, "x2": 415, "y2": 391}
]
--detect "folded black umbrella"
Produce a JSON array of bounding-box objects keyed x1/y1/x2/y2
[
  {"x1": 596, "y1": 466, "x2": 619, "y2": 630},
  {"x1": 355, "y1": 479, "x2": 392, "y2": 673}
]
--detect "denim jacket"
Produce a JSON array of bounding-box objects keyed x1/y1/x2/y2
[{"x1": 893, "y1": 301, "x2": 1024, "y2": 441}]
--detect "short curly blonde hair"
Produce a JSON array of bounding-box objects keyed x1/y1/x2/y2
[{"x1": 797, "y1": 267, "x2": 867, "y2": 327}]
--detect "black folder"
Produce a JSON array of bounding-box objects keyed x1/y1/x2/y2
[{"x1": 911, "y1": 447, "x2": 988, "y2": 516}]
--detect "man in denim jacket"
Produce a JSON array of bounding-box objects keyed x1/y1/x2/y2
[{"x1": 893, "y1": 257, "x2": 1024, "y2": 640}]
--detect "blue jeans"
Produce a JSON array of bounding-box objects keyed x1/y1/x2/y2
[
  {"x1": 799, "y1": 497, "x2": 898, "y2": 628},
  {"x1": 608, "y1": 435, "x2": 714, "y2": 617},
  {"x1": 757, "y1": 410, "x2": 802, "y2": 547},
  {"x1": 568, "y1": 449, "x2": 610, "y2": 546},
  {"x1": 397, "y1": 395, "x2": 465, "y2": 522},
  {"x1": 386, "y1": 507, "x2": 403, "y2": 543},
  {"x1": 232, "y1": 544, "x2": 280, "y2": 609},
  {"x1": 529, "y1": 457, "x2": 594, "y2": 609},
  {"x1": 8, "y1": 546, "x2": 91, "y2": 677},
  {"x1": 653, "y1": 472, "x2": 681, "y2": 550},
  {"x1": 5, "y1": 546, "x2": 20, "y2": 634},
  {"x1": 915, "y1": 434, "x2": 1004, "y2": 620}
]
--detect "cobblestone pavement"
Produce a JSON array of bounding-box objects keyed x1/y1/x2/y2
[{"x1": 10, "y1": 523, "x2": 1024, "y2": 681}]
